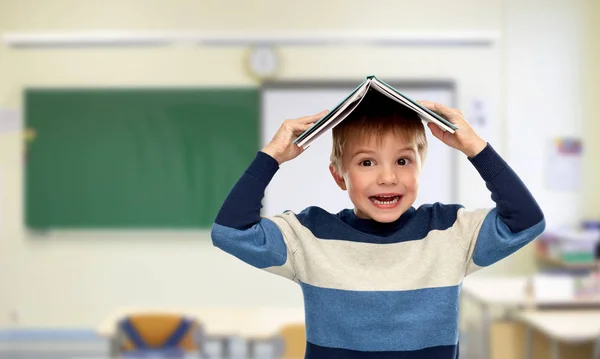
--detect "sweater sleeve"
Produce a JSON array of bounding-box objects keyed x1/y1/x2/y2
[
  {"x1": 211, "y1": 151, "x2": 297, "y2": 281},
  {"x1": 453, "y1": 144, "x2": 546, "y2": 275}
]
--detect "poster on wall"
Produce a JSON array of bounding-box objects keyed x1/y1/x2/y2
[
  {"x1": 0, "y1": 109, "x2": 20, "y2": 133},
  {"x1": 0, "y1": 169, "x2": 3, "y2": 233},
  {"x1": 546, "y1": 137, "x2": 582, "y2": 191},
  {"x1": 0, "y1": 109, "x2": 20, "y2": 233}
]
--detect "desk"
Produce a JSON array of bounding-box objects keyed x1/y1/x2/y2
[
  {"x1": 462, "y1": 277, "x2": 529, "y2": 359},
  {"x1": 461, "y1": 276, "x2": 600, "y2": 359},
  {"x1": 518, "y1": 311, "x2": 600, "y2": 359},
  {"x1": 462, "y1": 277, "x2": 600, "y2": 307}
]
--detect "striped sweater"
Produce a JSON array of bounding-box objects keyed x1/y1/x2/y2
[{"x1": 211, "y1": 144, "x2": 545, "y2": 359}]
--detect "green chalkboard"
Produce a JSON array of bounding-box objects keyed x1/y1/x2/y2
[{"x1": 25, "y1": 88, "x2": 259, "y2": 229}]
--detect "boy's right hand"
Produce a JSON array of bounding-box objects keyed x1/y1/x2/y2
[{"x1": 261, "y1": 110, "x2": 328, "y2": 165}]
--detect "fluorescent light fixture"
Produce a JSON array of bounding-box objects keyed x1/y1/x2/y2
[{"x1": 2, "y1": 30, "x2": 500, "y2": 48}]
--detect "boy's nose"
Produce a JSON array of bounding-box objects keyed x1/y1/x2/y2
[{"x1": 377, "y1": 167, "x2": 398, "y2": 185}]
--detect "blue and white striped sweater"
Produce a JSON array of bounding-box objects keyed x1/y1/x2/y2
[{"x1": 211, "y1": 145, "x2": 545, "y2": 359}]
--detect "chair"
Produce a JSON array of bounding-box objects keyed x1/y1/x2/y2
[
  {"x1": 277, "y1": 323, "x2": 306, "y2": 359},
  {"x1": 112, "y1": 313, "x2": 203, "y2": 358}
]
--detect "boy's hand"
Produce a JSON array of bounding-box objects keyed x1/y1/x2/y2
[
  {"x1": 418, "y1": 101, "x2": 487, "y2": 158},
  {"x1": 261, "y1": 110, "x2": 328, "y2": 165}
]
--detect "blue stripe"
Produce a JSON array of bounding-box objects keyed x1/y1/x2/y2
[
  {"x1": 473, "y1": 209, "x2": 546, "y2": 267},
  {"x1": 121, "y1": 318, "x2": 148, "y2": 349},
  {"x1": 306, "y1": 341, "x2": 458, "y2": 359},
  {"x1": 211, "y1": 219, "x2": 287, "y2": 269},
  {"x1": 300, "y1": 282, "x2": 460, "y2": 351},
  {"x1": 296, "y1": 203, "x2": 462, "y2": 244},
  {"x1": 163, "y1": 318, "x2": 192, "y2": 347}
]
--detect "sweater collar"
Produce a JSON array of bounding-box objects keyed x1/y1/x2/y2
[{"x1": 337, "y1": 207, "x2": 416, "y2": 236}]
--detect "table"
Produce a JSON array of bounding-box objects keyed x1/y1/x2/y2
[
  {"x1": 461, "y1": 276, "x2": 600, "y2": 359},
  {"x1": 518, "y1": 310, "x2": 600, "y2": 359}
]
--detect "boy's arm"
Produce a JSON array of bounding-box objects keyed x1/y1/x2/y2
[
  {"x1": 214, "y1": 151, "x2": 277, "y2": 230},
  {"x1": 418, "y1": 101, "x2": 545, "y2": 275},
  {"x1": 469, "y1": 144, "x2": 544, "y2": 233},
  {"x1": 211, "y1": 110, "x2": 327, "y2": 281},
  {"x1": 458, "y1": 144, "x2": 546, "y2": 274},
  {"x1": 211, "y1": 152, "x2": 296, "y2": 279}
]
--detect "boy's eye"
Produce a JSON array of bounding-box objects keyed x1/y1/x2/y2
[
  {"x1": 360, "y1": 160, "x2": 374, "y2": 167},
  {"x1": 397, "y1": 158, "x2": 409, "y2": 166}
]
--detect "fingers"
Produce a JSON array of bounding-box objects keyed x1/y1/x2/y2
[
  {"x1": 284, "y1": 118, "x2": 316, "y2": 132},
  {"x1": 427, "y1": 122, "x2": 444, "y2": 141},
  {"x1": 418, "y1": 100, "x2": 443, "y2": 111},
  {"x1": 418, "y1": 101, "x2": 461, "y2": 123},
  {"x1": 295, "y1": 109, "x2": 329, "y2": 124},
  {"x1": 283, "y1": 109, "x2": 327, "y2": 135},
  {"x1": 292, "y1": 122, "x2": 314, "y2": 135}
]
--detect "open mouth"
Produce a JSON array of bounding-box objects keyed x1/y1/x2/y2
[{"x1": 369, "y1": 195, "x2": 401, "y2": 206}]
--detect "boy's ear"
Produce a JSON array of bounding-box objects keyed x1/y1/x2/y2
[{"x1": 329, "y1": 164, "x2": 347, "y2": 191}]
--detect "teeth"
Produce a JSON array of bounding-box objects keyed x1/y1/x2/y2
[{"x1": 371, "y1": 196, "x2": 399, "y2": 205}]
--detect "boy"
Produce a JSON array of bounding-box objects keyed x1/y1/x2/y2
[{"x1": 211, "y1": 96, "x2": 545, "y2": 359}]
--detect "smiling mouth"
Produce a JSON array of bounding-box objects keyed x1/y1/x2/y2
[{"x1": 369, "y1": 195, "x2": 401, "y2": 205}]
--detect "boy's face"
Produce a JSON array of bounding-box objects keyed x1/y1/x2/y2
[{"x1": 330, "y1": 131, "x2": 422, "y2": 223}]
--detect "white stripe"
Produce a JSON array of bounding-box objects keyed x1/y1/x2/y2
[{"x1": 266, "y1": 210, "x2": 490, "y2": 291}]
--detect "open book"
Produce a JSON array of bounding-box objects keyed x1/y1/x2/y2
[{"x1": 293, "y1": 75, "x2": 458, "y2": 149}]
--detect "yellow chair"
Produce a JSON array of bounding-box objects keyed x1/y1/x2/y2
[
  {"x1": 113, "y1": 313, "x2": 203, "y2": 358},
  {"x1": 277, "y1": 323, "x2": 306, "y2": 359}
]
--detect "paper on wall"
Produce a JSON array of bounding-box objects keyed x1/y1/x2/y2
[
  {"x1": 0, "y1": 169, "x2": 3, "y2": 234},
  {"x1": 0, "y1": 109, "x2": 21, "y2": 133},
  {"x1": 546, "y1": 137, "x2": 582, "y2": 191}
]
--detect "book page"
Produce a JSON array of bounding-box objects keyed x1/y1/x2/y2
[
  {"x1": 298, "y1": 94, "x2": 365, "y2": 148},
  {"x1": 373, "y1": 78, "x2": 457, "y2": 131},
  {"x1": 294, "y1": 80, "x2": 369, "y2": 144},
  {"x1": 370, "y1": 80, "x2": 428, "y2": 114},
  {"x1": 296, "y1": 80, "x2": 372, "y2": 147},
  {"x1": 369, "y1": 81, "x2": 436, "y2": 119},
  {"x1": 370, "y1": 79, "x2": 456, "y2": 133}
]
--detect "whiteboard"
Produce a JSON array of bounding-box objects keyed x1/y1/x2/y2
[{"x1": 261, "y1": 83, "x2": 456, "y2": 217}]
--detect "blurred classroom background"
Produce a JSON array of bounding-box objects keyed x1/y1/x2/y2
[{"x1": 0, "y1": 0, "x2": 599, "y2": 358}]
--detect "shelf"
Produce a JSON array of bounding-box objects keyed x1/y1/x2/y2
[{"x1": 535, "y1": 251, "x2": 597, "y2": 270}]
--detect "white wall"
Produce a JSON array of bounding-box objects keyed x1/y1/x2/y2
[
  {"x1": 496, "y1": 0, "x2": 590, "y2": 275},
  {"x1": 0, "y1": 0, "x2": 594, "y2": 327},
  {"x1": 505, "y1": 0, "x2": 585, "y2": 226},
  {"x1": 582, "y1": 0, "x2": 600, "y2": 219}
]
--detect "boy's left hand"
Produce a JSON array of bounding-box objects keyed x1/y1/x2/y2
[{"x1": 418, "y1": 100, "x2": 487, "y2": 158}]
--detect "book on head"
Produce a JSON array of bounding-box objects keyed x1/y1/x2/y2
[{"x1": 292, "y1": 75, "x2": 458, "y2": 149}]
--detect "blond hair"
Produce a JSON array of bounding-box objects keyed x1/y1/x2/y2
[{"x1": 330, "y1": 100, "x2": 428, "y2": 173}]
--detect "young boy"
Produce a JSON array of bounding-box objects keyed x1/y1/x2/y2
[{"x1": 211, "y1": 96, "x2": 545, "y2": 359}]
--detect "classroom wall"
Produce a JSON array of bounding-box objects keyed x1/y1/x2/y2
[
  {"x1": 0, "y1": 0, "x2": 594, "y2": 327},
  {"x1": 499, "y1": 0, "x2": 590, "y2": 274},
  {"x1": 582, "y1": 0, "x2": 600, "y2": 219}
]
